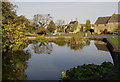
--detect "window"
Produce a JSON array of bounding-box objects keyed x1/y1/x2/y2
[{"x1": 100, "y1": 30, "x2": 103, "y2": 32}]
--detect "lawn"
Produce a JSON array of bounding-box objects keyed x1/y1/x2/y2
[
  {"x1": 26, "y1": 33, "x2": 114, "y2": 37},
  {"x1": 87, "y1": 34, "x2": 114, "y2": 36},
  {"x1": 45, "y1": 33, "x2": 84, "y2": 37},
  {"x1": 108, "y1": 37, "x2": 120, "y2": 49},
  {"x1": 25, "y1": 34, "x2": 38, "y2": 37}
]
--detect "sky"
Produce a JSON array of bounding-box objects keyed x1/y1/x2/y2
[
  {"x1": 8, "y1": 0, "x2": 120, "y2": 2},
  {"x1": 12, "y1": 1, "x2": 119, "y2": 24}
]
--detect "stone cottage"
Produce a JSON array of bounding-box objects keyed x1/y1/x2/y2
[
  {"x1": 94, "y1": 14, "x2": 120, "y2": 34},
  {"x1": 64, "y1": 19, "x2": 81, "y2": 33}
]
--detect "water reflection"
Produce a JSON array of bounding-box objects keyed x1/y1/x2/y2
[
  {"x1": 2, "y1": 38, "x2": 119, "y2": 80},
  {"x1": 67, "y1": 37, "x2": 90, "y2": 50},
  {"x1": 24, "y1": 37, "x2": 91, "y2": 54},
  {"x1": 2, "y1": 51, "x2": 31, "y2": 80},
  {"x1": 24, "y1": 42, "x2": 53, "y2": 55},
  {"x1": 24, "y1": 40, "x2": 113, "y2": 80},
  {"x1": 94, "y1": 40, "x2": 109, "y2": 51}
]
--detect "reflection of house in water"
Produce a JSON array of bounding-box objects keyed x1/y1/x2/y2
[{"x1": 94, "y1": 41, "x2": 109, "y2": 51}]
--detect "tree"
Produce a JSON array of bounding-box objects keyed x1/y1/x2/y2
[
  {"x1": 14, "y1": 15, "x2": 34, "y2": 32},
  {"x1": 85, "y1": 20, "x2": 91, "y2": 32},
  {"x1": 2, "y1": 23, "x2": 28, "y2": 52},
  {"x1": 80, "y1": 26, "x2": 84, "y2": 32},
  {"x1": 2, "y1": 2, "x2": 28, "y2": 53},
  {"x1": 70, "y1": 20, "x2": 79, "y2": 32},
  {"x1": 38, "y1": 27, "x2": 48, "y2": 32},
  {"x1": 56, "y1": 20, "x2": 65, "y2": 32},
  {"x1": 89, "y1": 29, "x2": 94, "y2": 34},
  {"x1": 47, "y1": 20, "x2": 56, "y2": 33},
  {"x1": 2, "y1": 2, "x2": 17, "y2": 24},
  {"x1": 56, "y1": 19, "x2": 65, "y2": 26},
  {"x1": 32, "y1": 14, "x2": 52, "y2": 28}
]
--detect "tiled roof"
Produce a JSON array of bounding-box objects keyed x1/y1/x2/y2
[
  {"x1": 108, "y1": 14, "x2": 120, "y2": 23},
  {"x1": 95, "y1": 14, "x2": 120, "y2": 24},
  {"x1": 95, "y1": 16, "x2": 111, "y2": 24}
]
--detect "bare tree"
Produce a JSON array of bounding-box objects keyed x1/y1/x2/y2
[
  {"x1": 56, "y1": 19, "x2": 65, "y2": 26},
  {"x1": 33, "y1": 14, "x2": 52, "y2": 28}
]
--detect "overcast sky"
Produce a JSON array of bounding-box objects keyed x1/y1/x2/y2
[
  {"x1": 12, "y1": 1, "x2": 118, "y2": 24},
  {"x1": 9, "y1": 0, "x2": 120, "y2": 2}
]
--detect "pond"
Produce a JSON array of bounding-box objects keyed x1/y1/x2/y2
[
  {"x1": 2, "y1": 38, "x2": 114, "y2": 80},
  {"x1": 23, "y1": 40, "x2": 113, "y2": 80}
]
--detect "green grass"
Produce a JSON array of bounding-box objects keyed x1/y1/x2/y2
[
  {"x1": 25, "y1": 34, "x2": 37, "y2": 37},
  {"x1": 108, "y1": 37, "x2": 120, "y2": 49},
  {"x1": 45, "y1": 33, "x2": 84, "y2": 37},
  {"x1": 26, "y1": 33, "x2": 114, "y2": 38},
  {"x1": 87, "y1": 34, "x2": 113, "y2": 36},
  {"x1": 26, "y1": 33, "x2": 83, "y2": 37}
]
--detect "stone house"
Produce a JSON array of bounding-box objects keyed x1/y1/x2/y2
[
  {"x1": 64, "y1": 19, "x2": 81, "y2": 33},
  {"x1": 94, "y1": 14, "x2": 120, "y2": 34}
]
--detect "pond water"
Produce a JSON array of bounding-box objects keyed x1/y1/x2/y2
[{"x1": 23, "y1": 40, "x2": 113, "y2": 80}]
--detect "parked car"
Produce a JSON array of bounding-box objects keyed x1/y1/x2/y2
[
  {"x1": 112, "y1": 30, "x2": 120, "y2": 35},
  {"x1": 37, "y1": 31, "x2": 47, "y2": 35}
]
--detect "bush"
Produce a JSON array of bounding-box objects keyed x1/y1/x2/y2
[{"x1": 61, "y1": 62, "x2": 114, "y2": 80}]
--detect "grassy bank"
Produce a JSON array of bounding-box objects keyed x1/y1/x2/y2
[
  {"x1": 108, "y1": 37, "x2": 120, "y2": 49},
  {"x1": 87, "y1": 34, "x2": 113, "y2": 36},
  {"x1": 26, "y1": 33, "x2": 114, "y2": 38},
  {"x1": 45, "y1": 33, "x2": 84, "y2": 37}
]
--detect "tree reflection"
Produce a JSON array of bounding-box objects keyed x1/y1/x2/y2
[
  {"x1": 67, "y1": 37, "x2": 90, "y2": 50},
  {"x1": 24, "y1": 37, "x2": 90, "y2": 55},
  {"x1": 2, "y1": 51, "x2": 31, "y2": 80},
  {"x1": 24, "y1": 42, "x2": 53, "y2": 54},
  {"x1": 53, "y1": 37, "x2": 66, "y2": 46}
]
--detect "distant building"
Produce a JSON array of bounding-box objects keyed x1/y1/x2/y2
[
  {"x1": 64, "y1": 18, "x2": 81, "y2": 33},
  {"x1": 94, "y1": 14, "x2": 120, "y2": 34}
]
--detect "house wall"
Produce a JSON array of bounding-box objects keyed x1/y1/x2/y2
[
  {"x1": 107, "y1": 23, "x2": 120, "y2": 31},
  {"x1": 94, "y1": 24, "x2": 108, "y2": 34},
  {"x1": 73, "y1": 24, "x2": 81, "y2": 33},
  {"x1": 95, "y1": 23, "x2": 120, "y2": 34}
]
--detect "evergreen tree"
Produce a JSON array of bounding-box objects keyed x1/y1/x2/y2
[
  {"x1": 85, "y1": 20, "x2": 91, "y2": 32},
  {"x1": 47, "y1": 20, "x2": 56, "y2": 33},
  {"x1": 70, "y1": 21, "x2": 78, "y2": 32}
]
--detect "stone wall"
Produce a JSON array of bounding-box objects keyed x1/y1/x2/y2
[
  {"x1": 94, "y1": 24, "x2": 107, "y2": 34},
  {"x1": 94, "y1": 23, "x2": 120, "y2": 34},
  {"x1": 107, "y1": 23, "x2": 120, "y2": 31}
]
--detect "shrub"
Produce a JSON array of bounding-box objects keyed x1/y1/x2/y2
[{"x1": 61, "y1": 62, "x2": 114, "y2": 80}]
